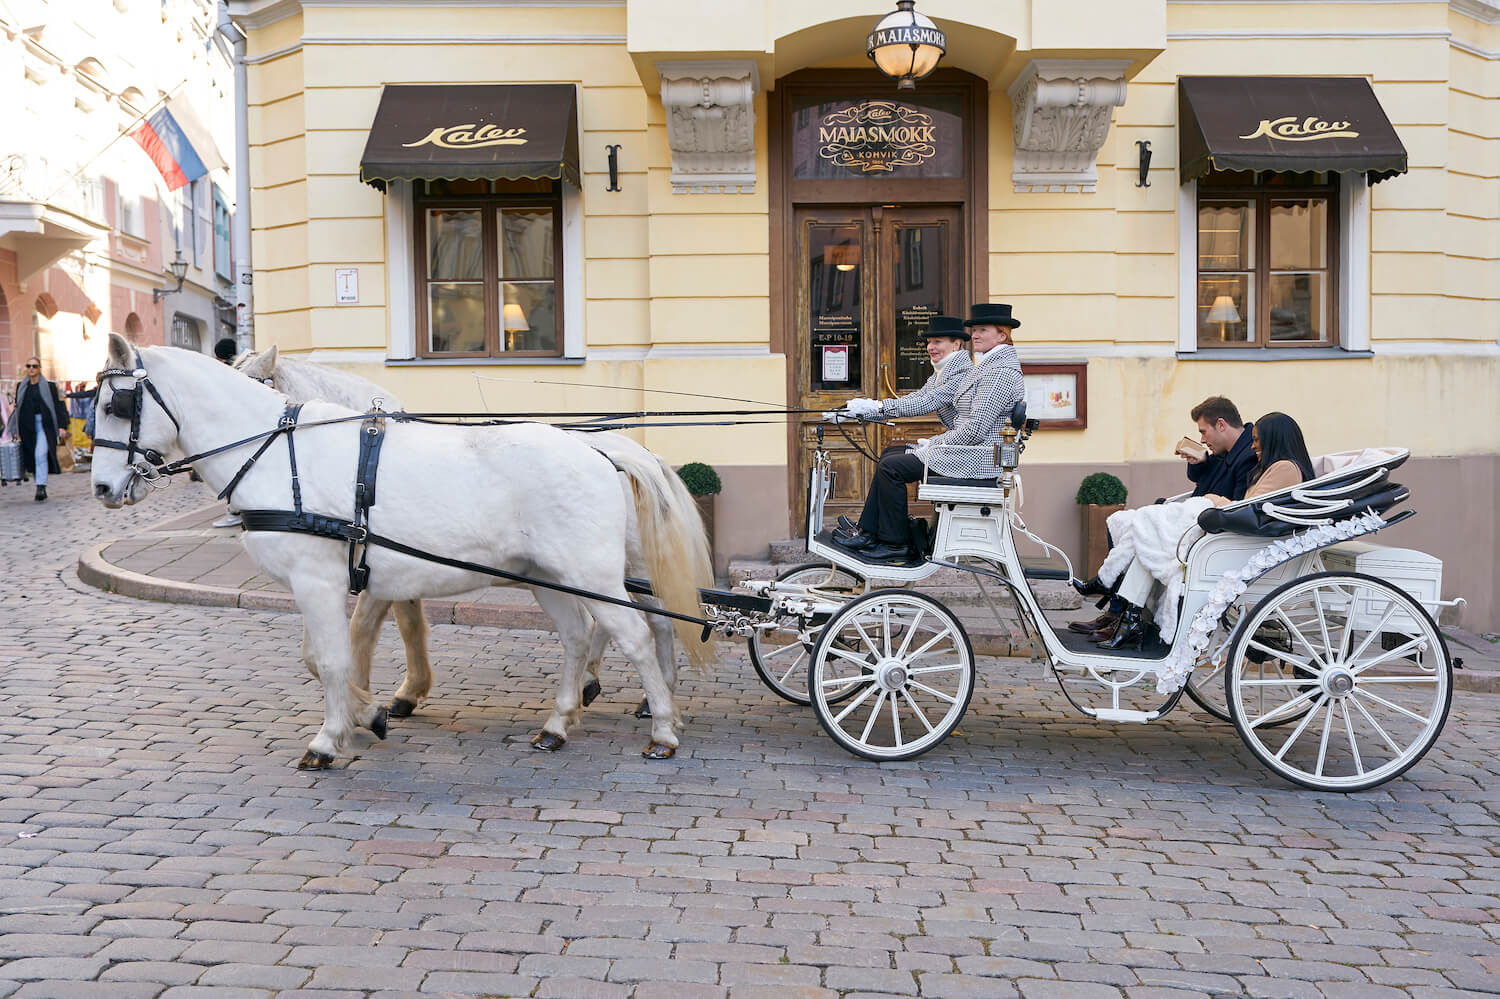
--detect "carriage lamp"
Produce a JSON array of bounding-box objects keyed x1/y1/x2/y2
[
  {"x1": 152, "y1": 250, "x2": 189, "y2": 304},
  {"x1": 867, "y1": 0, "x2": 946, "y2": 90}
]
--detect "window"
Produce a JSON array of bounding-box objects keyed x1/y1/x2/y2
[
  {"x1": 170, "y1": 314, "x2": 201, "y2": 351},
  {"x1": 1196, "y1": 171, "x2": 1338, "y2": 348},
  {"x1": 119, "y1": 187, "x2": 146, "y2": 239},
  {"x1": 413, "y1": 179, "x2": 562, "y2": 358}
]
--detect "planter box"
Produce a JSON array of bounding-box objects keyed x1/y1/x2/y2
[
  {"x1": 693, "y1": 493, "x2": 716, "y2": 566},
  {"x1": 1082, "y1": 503, "x2": 1123, "y2": 577}
]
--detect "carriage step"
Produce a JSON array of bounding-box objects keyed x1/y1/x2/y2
[{"x1": 1088, "y1": 708, "x2": 1158, "y2": 724}]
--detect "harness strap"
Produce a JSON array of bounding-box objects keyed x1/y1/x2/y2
[
  {"x1": 284, "y1": 404, "x2": 305, "y2": 515},
  {"x1": 217, "y1": 403, "x2": 304, "y2": 508},
  {"x1": 348, "y1": 412, "x2": 387, "y2": 594},
  {"x1": 235, "y1": 510, "x2": 709, "y2": 631}
]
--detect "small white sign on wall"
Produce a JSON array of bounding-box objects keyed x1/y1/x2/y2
[{"x1": 335, "y1": 268, "x2": 359, "y2": 304}]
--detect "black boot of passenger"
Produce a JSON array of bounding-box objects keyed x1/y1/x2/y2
[{"x1": 1099, "y1": 604, "x2": 1148, "y2": 651}]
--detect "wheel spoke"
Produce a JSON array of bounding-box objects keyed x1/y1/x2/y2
[
  {"x1": 1246, "y1": 686, "x2": 1320, "y2": 729},
  {"x1": 889, "y1": 694, "x2": 903, "y2": 748},
  {"x1": 775, "y1": 650, "x2": 809, "y2": 687},
  {"x1": 860, "y1": 691, "x2": 887, "y2": 743},
  {"x1": 1274, "y1": 607, "x2": 1330, "y2": 672},
  {"x1": 1349, "y1": 693, "x2": 1404, "y2": 756},
  {"x1": 1337, "y1": 583, "x2": 1364, "y2": 661},
  {"x1": 759, "y1": 640, "x2": 804, "y2": 661},
  {"x1": 881, "y1": 605, "x2": 892, "y2": 658},
  {"x1": 821, "y1": 673, "x2": 874, "y2": 690},
  {"x1": 907, "y1": 679, "x2": 958, "y2": 704},
  {"x1": 906, "y1": 626, "x2": 956, "y2": 661},
  {"x1": 899, "y1": 686, "x2": 938, "y2": 734},
  {"x1": 1356, "y1": 675, "x2": 1439, "y2": 684},
  {"x1": 1341, "y1": 699, "x2": 1365, "y2": 776},
  {"x1": 1314, "y1": 589, "x2": 1334, "y2": 666},
  {"x1": 850, "y1": 618, "x2": 882, "y2": 659},
  {"x1": 1247, "y1": 640, "x2": 1314, "y2": 671},
  {"x1": 1271, "y1": 693, "x2": 1328, "y2": 759},
  {"x1": 1314, "y1": 699, "x2": 1336, "y2": 777},
  {"x1": 1351, "y1": 636, "x2": 1427, "y2": 675},
  {"x1": 831, "y1": 682, "x2": 881, "y2": 724},
  {"x1": 1345, "y1": 601, "x2": 1399, "y2": 664},
  {"x1": 894, "y1": 608, "x2": 926, "y2": 660},
  {"x1": 1353, "y1": 688, "x2": 1432, "y2": 726},
  {"x1": 1238, "y1": 677, "x2": 1320, "y2": 687},
  {"x1": 909, "y1": 662, "x2": 964, "y2": 675}
]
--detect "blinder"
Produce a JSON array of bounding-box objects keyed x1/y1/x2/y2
[{"x1": 93, "y1": 355, "x2": 180, "y2": 475}]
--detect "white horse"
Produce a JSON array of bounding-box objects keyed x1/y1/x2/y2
[
  {"x1": 231, "y1": 346, "x2": 675, "y2": 720},
  {"x1": 91, "y1": 334, "x2": 713, "y2": 767}
]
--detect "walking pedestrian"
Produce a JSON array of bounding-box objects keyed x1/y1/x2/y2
[{"x1": 6, "y1": 357, "x2": 70, "y2": 500}]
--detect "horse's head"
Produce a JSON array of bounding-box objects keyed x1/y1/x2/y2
[
  {"x1": 232, "y1": 344, "x2": 278, "y2": 384},
  {"x1": 91, "y1": 333, "x2": 182, "y2": 508}
]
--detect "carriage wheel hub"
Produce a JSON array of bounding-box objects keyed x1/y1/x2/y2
[
  {"x1": 877, "y1": 661, "x2": 909, "y2": 690},
  {"x1": 1324, "y1": 669, "x2": 1355, "y2": 697}
]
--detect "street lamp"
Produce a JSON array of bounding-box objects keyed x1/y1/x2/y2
[
  {"x1": 867, "y1": 0, "x2": 946, "y2": 90},
  {"x1": 153, "y1": 250, "x2": 189, "y2": 304}
]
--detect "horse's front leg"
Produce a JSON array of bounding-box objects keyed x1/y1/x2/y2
[
  {"x1": 529, "y1": 590, "x2": 593, "y2": 752},
  {"x1": 295, "y1": 582, "x2": 388, "y2": 769},
  {"x1": 389, "y1": 599, "x2": 432, "y2": 718},
  {"x1": 348, "y1": 593, "x2": 391, "y2": 695}
]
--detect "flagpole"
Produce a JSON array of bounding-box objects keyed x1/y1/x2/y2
[{"x1": 41, "y1": 78, "x2": 191, "y2": 204}]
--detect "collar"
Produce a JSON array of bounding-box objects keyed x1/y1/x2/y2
[{"x1": 973, "y1": 343, "x2": 1017, "y2": 367}]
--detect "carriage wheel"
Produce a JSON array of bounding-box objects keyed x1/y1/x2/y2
[
  {"x1": 1188, "y1": 610, "x2": 1312, "y2": 728},
  {"x1": 747, "y1": 563, "x2": 864, "y2": 705},
  {"x1": 1226, "y1": 572, "x2": 1452, "y2": 792},
  {"x1": 809, "y1": 590, "x2": 975, "y2": 761}
]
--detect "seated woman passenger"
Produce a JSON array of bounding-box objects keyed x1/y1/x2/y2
[
  {"x1": 1073, "y1": 412, "x2": 1315, "y2": 649},
  {"x1": 834, "y1": 304, "x2": 1025, "y2": 562}
]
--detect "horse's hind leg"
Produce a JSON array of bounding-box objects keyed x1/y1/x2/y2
[
  {"x1": 631, "y1": 597, "x2": 677, "y2": 721},
  {"x1": 591, "y1": 601, "x2": 679, "y2": 758},
  {"x1": 530, "y1": 590, "x2": 593, "y2": 752},
  {"x1": 295, "y1": 583, "x2": 388, "y2": 769},
  {"x1": 389, "y1": 599, "x2": 432, "y2": 717},
  {"x1": 349, "y1": 593, "x2": 390, "y2": 695},
  {"x1": 581, "y1": 619, "x2": 605, "y2": 708}
]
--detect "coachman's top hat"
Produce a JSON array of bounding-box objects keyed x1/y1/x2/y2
[
  {"x1": 965, "y1": 302, "x2": 1021, "y2": 329},
  {"x1": 921, "y1": 315, "x2": 970, "y2": 341}
]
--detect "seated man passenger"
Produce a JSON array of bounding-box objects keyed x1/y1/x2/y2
[
  {"x1": 1074, "y1": 412, "x2": 1315, "y2": 649},
  {"x1": 834, "y1": 304, "x2": 1026, "y2": 562}
]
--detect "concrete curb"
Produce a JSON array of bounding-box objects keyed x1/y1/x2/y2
[{"x1": 76, "y1": 539, "x2": 1499, "y2": 693}]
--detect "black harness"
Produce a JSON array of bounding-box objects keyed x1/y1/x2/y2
[{"x1": 93, "y1": 357, "x2": 704, "y2": 632}]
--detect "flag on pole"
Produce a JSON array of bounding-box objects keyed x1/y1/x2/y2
[{"x1": 130, "y1": 97, "x2": 228, "y2": 191}]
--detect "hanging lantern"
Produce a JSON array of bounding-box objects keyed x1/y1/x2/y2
[{"x1": 866, "y1": 0, "x2": 946, "y2": 91}]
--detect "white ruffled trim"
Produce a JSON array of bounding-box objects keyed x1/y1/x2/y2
[{"x1": 1155, "y1": 511, "x2": 1390, "y2": 696}]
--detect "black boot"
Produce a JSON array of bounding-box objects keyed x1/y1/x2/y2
[
  {"x1": 1099, "y1": 605, "x2": 1148, "y2": 651},
  {"x1": 34, "y1": 485, "x2": 46, "y2": 501},
  {"x1": 1071, "y1": 575, "x2": 1114, "y2": 598}
]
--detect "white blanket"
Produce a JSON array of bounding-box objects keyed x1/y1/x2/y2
[{"x1": 1096, "y1": 497, "x2": 1214, "y2": 638}]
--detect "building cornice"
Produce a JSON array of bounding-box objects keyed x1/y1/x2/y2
[
  {"x1": 228, "y1": 0, "x2": 302, "y2": 31},
  {"x1": 299, "y1": 33, "x2": 625, "y2": 44},
  {"x1": 1451, "y1": 0, "x2": 1500, "y2": 24}
]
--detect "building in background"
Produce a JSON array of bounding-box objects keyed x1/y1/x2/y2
[
  {"x1": 0, "y1": 0, "x2": 236, "y2": 397},
  {"x1": 226, "y1": 0, "x2": 1500, "y2": 629}
]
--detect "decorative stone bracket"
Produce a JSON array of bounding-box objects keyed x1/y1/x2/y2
[
  {"x1": 1007, "y1": 59, "x2": 1129, "y2": 193},
  {"x1": 657, "y1": 60, "x2": 759, "y2": 194}
]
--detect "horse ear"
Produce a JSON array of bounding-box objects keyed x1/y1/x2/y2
[
  {"x1": 238, "y1": 347, "x2": 275, "y2": 381},
  {"x1": 107, "y1": 332, "x2": 132, "y2": 368}
]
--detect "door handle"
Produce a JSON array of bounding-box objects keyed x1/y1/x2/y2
[{"x1": 881, "y1": 362, "x2": 897, "y2": 398}]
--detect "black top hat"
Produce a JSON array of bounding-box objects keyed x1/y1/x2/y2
[
  {"x1": 920, "y1": 315, "x2": 970, "y2": 341},
  {"x1": 965, "y1": 303, "x2": 1021, "y2": 329}
]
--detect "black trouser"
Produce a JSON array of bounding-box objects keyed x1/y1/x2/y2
[{"x1": 857, "y1": 445, "x2": 926, "y2": 544}]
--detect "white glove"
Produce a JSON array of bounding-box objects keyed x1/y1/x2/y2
[
  {"x1": 908, "y1": 438, "x2": 931, "y2": 454},
  {"x1": 821, "y1": 410, "x2": 849, "y2": 423},
  {"x1": 845, "y1": 398, "x2": 883, "y2": 419}
]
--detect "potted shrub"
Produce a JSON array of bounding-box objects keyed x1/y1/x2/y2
[
  {"x1": 676, "y1": 462, "x2": 722, "y2": 563},
  {"x1": 1076, "y1": 472, "x2": 1127, "y2": 576}
]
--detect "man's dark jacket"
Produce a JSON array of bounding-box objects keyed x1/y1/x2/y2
[{"x1": 1187, "y1": 422, "x2": 1256, "y2": 500}]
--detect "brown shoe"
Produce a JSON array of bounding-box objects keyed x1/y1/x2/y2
[{"x1": 1068, "y1": 611, "x2": 1118, "y2": 635}]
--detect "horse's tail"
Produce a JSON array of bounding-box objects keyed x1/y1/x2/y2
[{"x1": 605, "y1": 446, "x2": 717, "y2": 670}]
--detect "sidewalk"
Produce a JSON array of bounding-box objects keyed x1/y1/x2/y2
[{"x1": 78, "y1": 500, "x2": 1500, "y2": 691}]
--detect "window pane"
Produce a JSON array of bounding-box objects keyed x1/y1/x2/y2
[
  {"x1": 1268, "y1": 273, "x2": 1325, "y2": 342},
  {"x1": 809, "y1": 224, "x2": 863, "y2": 392},
  {"x1": 1198, "y1": 201, "x2": 1253, "y2": 271},
  {"x1": 1270, "y1": 199, "x2": 1327, "y2": 270},
  {"x1": 429, "y1": 283, "x2": 486, "y2": 353},
  {"x1": 427, "y1": 210, "x2": 483, "y2": 280},
  {"x1": 892, "y1": 224, "x2": 945, "y2": 392},
  {"x1": 499, "y1": 209, "x2": 554, "y2": 279},
  {"x1": 502, "y1": 282, "x2": 557, "y2": 352},
  {"x1": 1197, "y1": 275, "x2": 1253, "y2": 345}
]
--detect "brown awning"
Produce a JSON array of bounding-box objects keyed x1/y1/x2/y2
[
  {"x1": 1179, "y1": 77, "x2": 1407, "y2": 185},
  {"x1": 360, "y1": 84, "x2": 580, "y2": 190}
]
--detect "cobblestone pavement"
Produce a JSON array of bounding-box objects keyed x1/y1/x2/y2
[{"x1": 3, "y1": 472, "x2": 1500, "y2": 999}]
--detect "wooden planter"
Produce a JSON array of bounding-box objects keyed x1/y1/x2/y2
[
  {"x1": 1082, "y1": 503, "x2": 1124, "y2": 577},
  {"x1": 693, "y1": 493, "x2": 716, "y2": 566}
]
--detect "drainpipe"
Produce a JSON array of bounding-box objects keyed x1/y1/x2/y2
[{"x1": 218, "y1": 2, "x2": 253, "y2": 352}]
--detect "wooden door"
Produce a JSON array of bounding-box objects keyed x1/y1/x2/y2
[{"x1": 793, "y1": 205, "x2": 963, "y2": 533}]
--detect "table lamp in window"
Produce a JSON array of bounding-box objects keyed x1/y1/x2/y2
[
  {"x1": 1206, "y1": 294, "x2": 1241, "y2": 342},
  {"x1": 503, "y1": 302, "x2": 529, "y2": 351}
]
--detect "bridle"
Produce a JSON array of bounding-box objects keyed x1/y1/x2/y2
[{"x1": 93, "y1": 352, "x2": 181, "y2": 487}]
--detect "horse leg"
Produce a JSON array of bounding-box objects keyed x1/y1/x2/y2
[
  {"x1": 389, "y1": 599, "x2": 432, "y2": 718},
  {"x1": 529, "y1": 590, "x2": 593, "y2": 752},
  {"x1": 630, "y1": 596, "x2": 677, "y2": 721},
  {"x1": 349, "y1": 593, "x2": 390, "y2": 695},
  {"x1": 295, "y1": 584, "x2": 388, "y2": 769},
  {"x1": 581, "y1": 616, "x2": 605, "y2": 708},
  {"x1": 590, "y1": 601, "x2": 680, "y2": 758},
  {"x1": 301, "y1": 624, "x2": 319, "y2": 680}
]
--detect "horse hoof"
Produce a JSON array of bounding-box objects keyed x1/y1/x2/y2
[
  {"x1": 641, "y1": 741, "x2": 676, "y2": 760},
  {"x1": 388, "y1": 698, "x2": 417, "y2": 719},
  {"x1": 531, "y1": 731, "x2": 566, "y2": 752},
  {"x1": 581, "y1": 679, "x2": 602, "y2": 707},
  {"x1": 369, "y1": 707, "x2": 389, "y2": 741},
  {"x1": 296, "y1": 750, "x2": 335, "y2": 770},
  {"x1": 634, "y1": 698, "x2": 652, "y2": 719}
]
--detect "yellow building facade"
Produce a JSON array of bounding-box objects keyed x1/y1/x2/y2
[{"x1": 227, "y1": 0, "x2": 1500, "y2": 629}]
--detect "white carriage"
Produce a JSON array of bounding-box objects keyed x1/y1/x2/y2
[{"x1": 704, "y1": 408, "x2": 1458, "y2": 792}]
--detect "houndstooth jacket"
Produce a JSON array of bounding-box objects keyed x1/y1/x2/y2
[
  {"x1": 878, "y1": 348, "x2": 973, "y2": 427},
  {"x1": 912, "y1": 344, "x2": 1025, "y2": 479}
]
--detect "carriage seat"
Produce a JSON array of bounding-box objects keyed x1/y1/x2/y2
[
  {"x1": 926, "y1": 475, "x2": 999, "y2": 487},
  {"x1": 917, "y1": 475, "x2": 1007, "y2": 505},
  {"x1": 1197, "y1": 447, "x2": 1412, "y2": 539}
]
